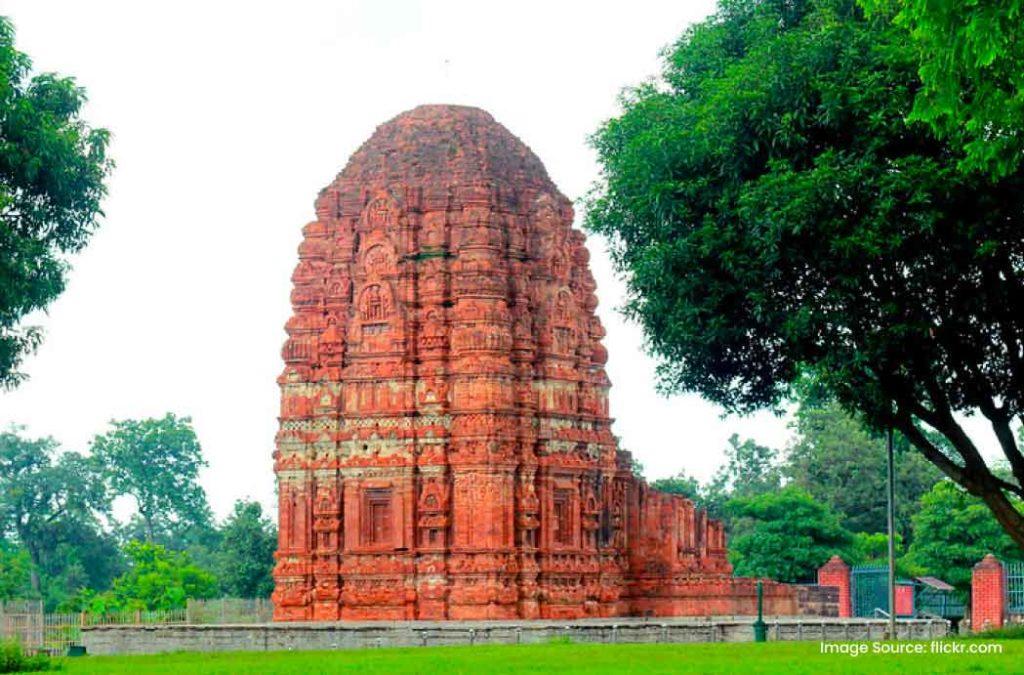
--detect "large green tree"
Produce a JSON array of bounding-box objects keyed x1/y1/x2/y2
[
  {"x1": 91, "y1": 414, "x2": 212, "y2": 544},
  {"x1": 0, "y1": 429, "x2": 108, "y2": 594},
  {"x1": 0, "y1": 16, "x2": 112, "y2": 388},
  {"x1": 215, "y1": 500, "x2": 276, "y2": 598},
  {"x1": 726, "y1": 487, "x2": 855, "y2": 582},
  {"x1": 587, "y1": 0, "x2": 1024, "y2": 546},
  {"x1": 786, "y1": 397, "x2": 941, "y2": 539},
  {"x1": 902, "y1": 480, "x2": 1021, "y2": 591}
]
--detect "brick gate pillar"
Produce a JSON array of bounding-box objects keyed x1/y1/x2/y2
[
  {"x1": 971, "y1": 554, "x2": 1006, "y2": 632},
  {"x1": 818, "y1": 555, "x2": 851, "y2": 618}
]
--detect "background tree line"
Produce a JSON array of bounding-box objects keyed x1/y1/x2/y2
[
  {"x1": 648, "y1": 384, "x2": 1022, "y2": 590},
  {"x1": 0, "y1": 414, "x2": 276, "y2": 612},
  {"x1": 2, "y1": 400, "x2": 1016, "y2": 613}
]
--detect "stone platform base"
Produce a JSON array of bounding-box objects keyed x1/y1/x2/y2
[{"x1": 82, "y1": 617, "x2": 949, "y2": 655}]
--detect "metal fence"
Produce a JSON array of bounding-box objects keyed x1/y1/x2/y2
[
  {"x1": 916, "y1": 589, "x2": 965, "y2": 619},
  {"x1": 1007, "y1": 560, "x2": 1024, "y2": 614},
  {"x1": 0, "y1": 598, "x2": 269, "y2": 655},
  {"x1": 185, "y1": 598, "x2": 273, "y2": 624},
  {"x1": 0, "y1": 600, "x2": 44, "y2": 651},
  {"x1": 851, "y1": 566, "x2": 888, "y2": 618}
]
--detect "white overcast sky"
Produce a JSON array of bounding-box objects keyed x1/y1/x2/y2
[{"x1": 0, "y1": 0, "x2": 804, "y2": 520}]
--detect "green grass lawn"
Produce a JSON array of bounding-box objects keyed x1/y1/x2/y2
[{"x1": 53, "y1": 639, "x2": 1023, "y2": 674}]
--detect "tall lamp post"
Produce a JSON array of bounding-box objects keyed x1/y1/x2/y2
[{"x1": 886, "y1": 427, "x2": 897, "y2": 640}]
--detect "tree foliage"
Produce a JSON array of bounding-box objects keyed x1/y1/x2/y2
[
  {"x1": 91, "y1": 414, "x2": 212, "y2": 544},
  {"x1": 0, "y1": 428, "x2": 108, "y2": 594},
  {"x1": 0, "y1": 17, "x2": 112, "y2": 388},
  {"x1": 786, "y1": 396, "x2": 941, "y2": 539},
  {"x1": 650, "y1": 471, "x2": 702, "y2": 501},
  {"x1": 0, "y1": 538, "x2": 31, "y2": 600},
  {"x1": 587, "y1": 0, "x2": 1024, "y2": 546},
  {"x1": 652, "y1": 434, "x2": 780, "y2": 519},
  {"x1": 34, "y1": 517, "x2": 123, "y2": 609},
  {"x1": 726, "y1": 487, "x2": 855, "y2": 582},
  {"x1": 850, "y1": 531, "x2": 899, "y2": 565},
  {"x1": 704, "y1": 434, "x2": 781, "y2": 515},
  {"x1": 0, "y1": 418, "x2": 279, "y2": 608},
  {"x1": 902, "y1": 480, "x2": 1022, "y2": 591},
  {"x1": 69, "y1": 541, "x2": 217, "y2": 612},
  {"x1": 863, "y1": 0, "x2": 1024, "y2": 179},
  {"x1": 215, "y1": 500, "x2": 276, "y2": 599}
]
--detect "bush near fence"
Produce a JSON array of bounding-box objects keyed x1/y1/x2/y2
[{"x1": 0, "y1": 639, "x2": 54, "y2": 673}]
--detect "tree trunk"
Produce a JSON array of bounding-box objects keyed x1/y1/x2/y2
[
  {"x1": 18, "y1": 529, "x2": 43, "y2": 594},
  {"x1": 896, "y1": 410, "x2": 1024, "y2": 549},
  {"x1": 979, "y1": 486, "x2": 1024, "y2": 551},
  {"x1": 144, "y1": 512, "x2": 154, "y2": 542}
]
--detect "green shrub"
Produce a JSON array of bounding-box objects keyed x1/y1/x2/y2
[
  {"x1": 65, "y1": 541, "x2": 218, "y2": 613},
  {"x1": 0, "y1": 641, "x2": 55, "y2": 673}
]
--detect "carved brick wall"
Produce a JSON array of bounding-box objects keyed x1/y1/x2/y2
[{"x1": 272, "y1": 105, "x2": 795, "y2": 621}]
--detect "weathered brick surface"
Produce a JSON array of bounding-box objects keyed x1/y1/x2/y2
[
  {"x1": 795, "y1": 585, "x2": 839, "y2": 617},
  {"x1": 272, "y1": 105, "x2": 796, "y2": 621},
  {"x1": 817, "y1": 556, "x2": 852, "y2": 618},
  {"x1": 971, "y1": 554, "x2": 1005, "y2": 631}
]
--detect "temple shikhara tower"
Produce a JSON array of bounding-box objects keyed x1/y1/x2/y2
[{"x1": 272, "y1": 105, "x2": 791, "y2": 621}]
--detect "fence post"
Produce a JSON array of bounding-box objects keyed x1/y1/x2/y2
[
  {"x1": 971, "y1": 554, "x2": 1006, "y2": 632},
  {"x1": 818, "y1": 556, "x2": 852, "y2": 618}
]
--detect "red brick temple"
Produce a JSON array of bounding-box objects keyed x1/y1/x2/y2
[{"x1": 272, "y1": 105, "x2": 798, "y2": 621}]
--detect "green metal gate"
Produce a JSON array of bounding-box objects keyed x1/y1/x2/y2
[
  {"x1": 852, "y1": 565, "x2": 888, "y2": 617},
  {"x1": 1007, "y1": 560, "x2": 1024, "y2": 614}
]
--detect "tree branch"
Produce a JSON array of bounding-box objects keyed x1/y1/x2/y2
[{"x1": 976, "y1": 393, "x2": 1024, "y2": 490}]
